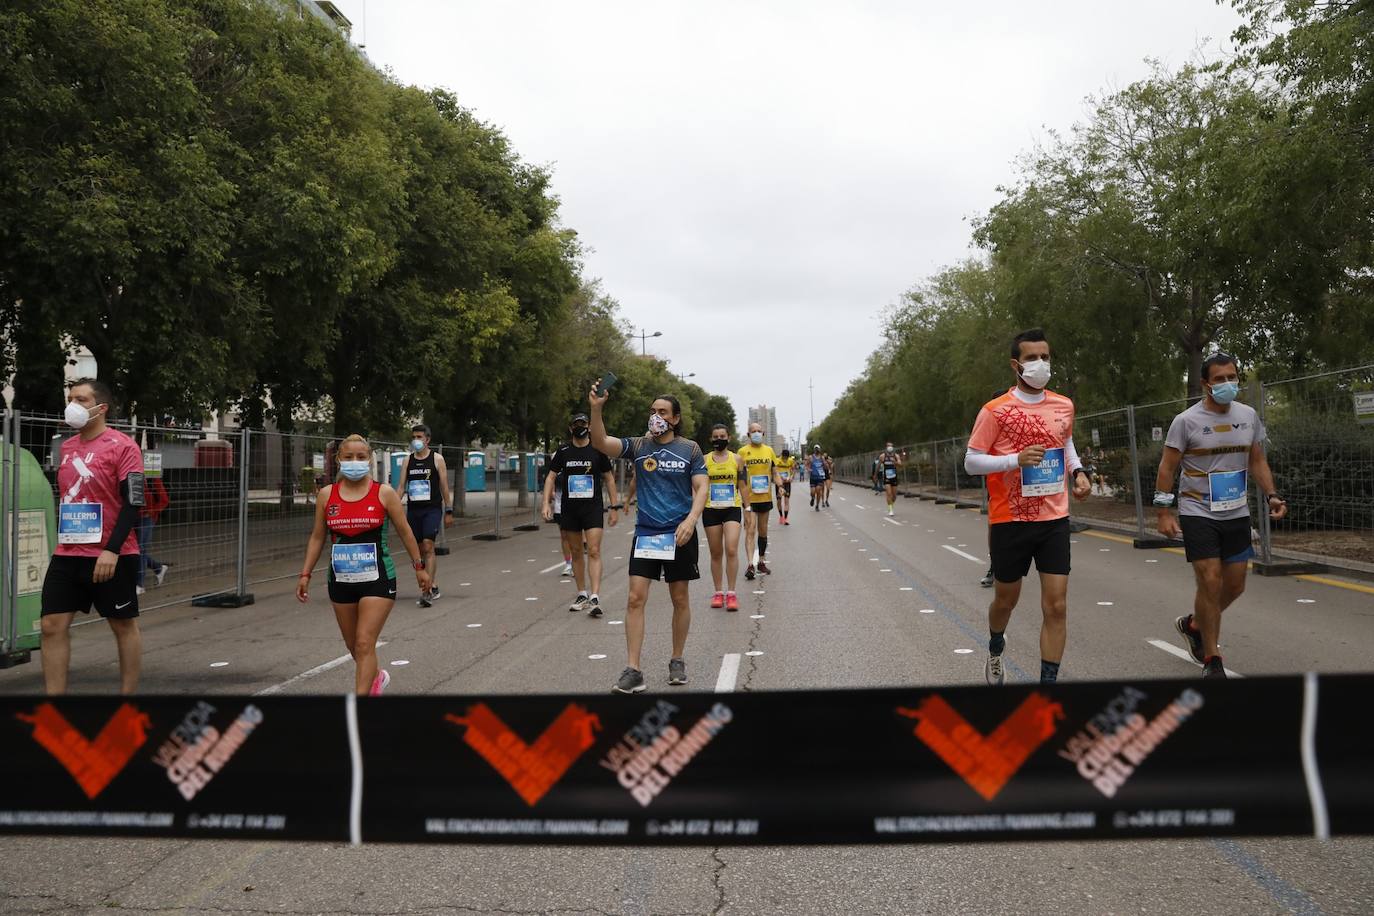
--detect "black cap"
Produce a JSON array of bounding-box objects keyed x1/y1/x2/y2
[{"x1": 570, "y1": 413, "x2": 589, "y2": 424}]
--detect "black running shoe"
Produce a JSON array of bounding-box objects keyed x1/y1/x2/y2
[
  {"x1": 744, "y1": 565, "x2": 756, "y2": 581},
  {"x1": 1175, "y1": 615, "x2": 1205, "y2": 664},
  {"x1": 1202, "y1": 657, "x2": 1227, "y2": 679},
  {"x1": 980, "y1": 570, "x2": 994, "y2": 588},
  {"x1": 668, "y1": 657, "x2": 687, "y2": 686}
]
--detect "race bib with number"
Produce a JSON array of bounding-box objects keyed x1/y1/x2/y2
[
  {"x1": 884, "y1": 466, "x2": 897, "y2": 480},
  {"x1": 709, "y1": 483, "x2": 736, "y2": 508},
  {"x1": 750, "y1": 474, "x2": 770, "y2": 495},
  {"x1": 58, "y1": 503, "x2": 103, "y2": 545},
  {"x1": 779, "y1": 471, "x2": 791, "y2": 482},
  {"x1": 633, "y1": 532, "x2": 677, "y2": 561},
  {"x1": 1020, "y1": 448, "x2": 1065, "y2": 497},
  {"x1": 407, "y1": 479, "x2": 432, "y2": 502},
  {"x1": 331, "y1": 543, "x2": 380, "y2": 583},
  {"x1": 567, "y1": 475, "x2": 594, "y2": 499},
  {"x1": 1208, "y1": 469, "x2": 1248, "y2": 513}
]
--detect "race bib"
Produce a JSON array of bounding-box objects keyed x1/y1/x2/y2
[
  {"x1": 331, "y1": 543, "x2": 380, "y2": 583},
  {"x1": 709, "y1": 483, "x2": 736, "y2": 508},
  {"x1": 567, "y1": 475, "x2": 594, "y2": 499},
  {"x1": 1208, "y1": 469, "x2": 1248, "y2": 513},
  {"x1": 1020, "y1": 448, "x2": 1065, "y2": 497},
  {"x1": 779, "y1": 471, "x2": 790, "y2": 482},
  {"x1": 750, "y1": 474, "x2": 770, "y2": 495},
  {"x1": 633, "y1": 532, "x2": 677, "y2": 561},
  {"x1": 58, "y1": 503, "x2": 103, "y2": 545},
  {"x1": 407, "y1": 478, "x2": 432, "y2": 502},
  {"x1": 884, "y1": 466, "x2": 897, "y2": 480}
]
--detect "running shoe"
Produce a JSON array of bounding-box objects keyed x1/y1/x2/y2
[
  {"x1": 726, "y1": 593, "x2": 739, "y2": 612},
  {"x1": 814, "y1": 502, "x2": 820, "y2": 512},
  {"x1": 745, "y1": 565, "x2": 756, "y2": 581},
  {"x1": 668, "y1": 657, "x2": 687, "y2": 686},
  {"x1": 369, "y1": 669, "x2": 391, "y2": 696},
  {"x1": 1202, "y1": 657, "x2": 1227, "y2": 679},
  {"x1": 570, "y1": 594, "x2": 590, "y2": 613},
  {"x1": 887, "y1": 505, "x2": 894, "y2": 516},
  {"x1": 980, "y1": 570, "x2": 994, "y2": 588},
  {"x1": 429, "y1": 587, "x2": 441, "y2": 601},
  {"x1": 136, "y1": 585, "x2": 146, "y2": 596},
  {"x1": 417, "y1": 591, "x2": 432, "y2": 608},
  {"x1": 710, "y1": 592, "x2": 725, "y2": 609},
  {"x1": 757, "y1": 560, "x2": 771, "y2": 576},
  {"x1": 613, "y1": 666, "x2": 646, "y2": 694},
  {"x1": 824, "y1": 500, "x2": 830, "y2": 507},
  {"x1": 562, "y1": 561, "x2": 574, "y2": 577},
  {"x1": 587, "y1": 597, "x2": 603, "y2": 618},
  {"x1": 985, "y1": 654, "x2": 1005, "y2": 686},
  {"x1": 154, "y1": 564, "x2": 170, "y2": 586},
  {"x1": 1175, "y1": 614, "x2": 1205, "y2": 664},
  {"x1": 809, "y1": 495, "x2": 815, "y2": 506}
]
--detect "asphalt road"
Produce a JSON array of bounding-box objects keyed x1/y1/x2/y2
[{"x1": 2, "y1": 481, "x2": 1372, "y2": 915}]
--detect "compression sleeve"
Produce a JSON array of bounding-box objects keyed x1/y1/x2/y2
[
  {"x1": 1064, "y1": 436, "x2": 1084, "y2": 474},
  {"x1": 103, "y1": 474, "x2": 145, "y2": 554},
  {"x1": 964, "y1": 448, "x2": 1018, "y2": 476}
]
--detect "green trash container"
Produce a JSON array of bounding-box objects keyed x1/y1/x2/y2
[{"x1": 1, "y1": 439, "x2": 56, "y2": 666}]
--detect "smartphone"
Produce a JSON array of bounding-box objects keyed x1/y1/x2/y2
[{"x1": 596, "y1": 371, "x2": 618, "y2": 397}]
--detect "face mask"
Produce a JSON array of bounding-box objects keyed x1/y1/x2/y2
[
  {"x1": 411, "y1": 439, "x2": 425, "y2": 452},
  {"x1": 571, "y1": 427, "x2": 589, "y2": 439},
  {"x1": 1018, "y1": 358, "x2": 1052, "y2": 389},
  {"x1": 886, "y1": 445, "x2": 894, "y2": 453},
  {"x1": 749, "y1": 432, "x2": 763, "y2": 445},
  {"x1": 340, "y1": 460, "x2": 370, "y2": 480},
  {"x1": 648, "y1": 413, "x2": 670, "y2": 436},
  {"x1": 712, "y1": 439, "x2": 729, "y2": 451},
  {"x1": 64, "y1": 400, "x2": 95, "y2": 430},
  {"x1": 1209, "y1": 381, "x2": 1239, "y2": 405}
]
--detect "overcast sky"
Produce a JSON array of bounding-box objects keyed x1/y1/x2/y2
[{"x1": 329, "y1": 0, "x2": 1242, "y2": 443}]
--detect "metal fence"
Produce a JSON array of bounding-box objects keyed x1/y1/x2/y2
[
  {"x1": 830, "y1": 365, "x2": 1374, "y2": 574},
  {"x1": 0, "y1": 412, "x2": 574, "y2": 664}
]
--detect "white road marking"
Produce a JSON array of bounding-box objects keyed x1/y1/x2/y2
[
  {"x1": 900, "y1": 587, "x2": 914, "y2": 591},
  {"x1": 209, "y1": 662, "x2": 228, "y2": 668},
  {"x1": 1097, "y1": 601, "x2": 1114, "y2": 606},
  {"x1": 1147, "y1": 638, "x2": 1243, "y2": 677},
  {"x1": 1297, "y1": 599, "x2": 1316, "y2": 604},
  {"x1": 850, "y1": 539, "x2": 859, "y2": 542},
  {"x1": 467, "y1": 623, "x2": 482, "y2": 628},
  {"x1": 927, "y1": 529, "x2": 935, "y2": 533},
  {"x1": 715, "y1": 653, "x2": 741, "y2": 693},
  {"x1": 390, "y1": 660, "x2": 410, "y2": 666},
  {"x1": 854, "y1": 504, "x2": 867, "y2": 510},
  {"x1": 1145, "y1": 560, "x2": 1159, "y2": 564},
  {"x1": 880, "y1": 568, "x2": 892, "y2": 572},
  {"x1": 750, "y1": 614, "x2": 765, "y2": 619},
  {"x1": 539, "y1": 561, "x2": 566, "y2": 574},
  {"x1": 919, "y1": 608, "x2": 935, "y2": 614},
  {"x1": 838, "y1": 496, "x2": 847, "y2": 501},
  {"x1": 753, "y1": 589, "x2": 766, "y2": 595},
  {"x1": 501, "y1": 569, "x2": 512, "y2": 573},
  {"x1": 589, "y1": 654, "x2": 607, "y2": 660},
  {"x1": 255, "y1": 641, "x2": 390, "y2": 696},
  {"x1": 941, "y1": 544, "x2": 983, "y2": 563},
  {"x1": 954, "y1": 648, "x2": 974, "y2": 654},
  {"x1": 957, "y1": 543, "x2": 967, "y2": 547},
  {"x1": 525, "y1": 597, "x2": 539, "y2": 601},
  {"x1": 526, "y1": 558, "x2": 536, "y2": 562},
  {"x1": 858, "y1": 548, "x2": 867, "y2": 552},
  {"x1": 460, "y1": 581, "x2": 472, "y2": 586},
  {"x1": 883, "y1": 517, "x2": 902, "y2": 527},
  {"x1": 745, "y1": 650, "x2": 764, "y2": 657},
  {"x1": 613, "y1": 556, "x2": 624, "y2": 560},
  {"x1": 1099, "y1": 548, "x2": 1110, "y2": 552}
]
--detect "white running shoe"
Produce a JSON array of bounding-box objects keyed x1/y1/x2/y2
[
  {"x1": 985, "y1": 654, "x2": 1005, "y2": 686},
  {"x1": 154, "y1": 564, "x2": 169, "y2": 586},
  {"x1": 369, "y1": 669, "x2": 391, "y2": 696},
  {"x1": 562, "y1": 561, "x2": 574, "y2": 577}
]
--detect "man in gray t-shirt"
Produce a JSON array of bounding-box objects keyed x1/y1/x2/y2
[{"x1": 1153, "y1": 354, "x2": 1287, "y2": 679}]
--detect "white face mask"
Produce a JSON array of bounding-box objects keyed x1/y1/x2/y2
[
  {"x1": 749, "y1": 432, "x2": 764, "y2": 445},
  {"x1": 411, "y1": 439, "x2": 425, "y2": 452},
  {"x1": 1018, "y1": 358, "x2": 1051, "y2": 389},
  {"x1": 64, "y1": 400, "x2": 97, "y2": 430},
  {"x1": 340, "y1": 460, "x2": 371, "y2": 481}
]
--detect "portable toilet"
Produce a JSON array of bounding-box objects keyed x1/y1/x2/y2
[
  {"x1": 525, "y1": 453, "x2": 544, "y2": 492},
  {"x1": 0, "y1": 440, "x2": 56, "y2": 664},
  {"x1": 465, "y1": 451, "x2": 486, "y2": 492},
  {"x1": 389, "y1": 451, "x2": 407, "y2": 488}
]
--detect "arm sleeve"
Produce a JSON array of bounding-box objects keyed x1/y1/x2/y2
[
  {"x1": 965, "y1": 448, "x2": 1019, "y2": 476},
  {"x1": 103, "y1": 475, "x2": 143, "y2": 553},
  {"x1": 1064, "y1": 436, "x2": 1084, "y2": 474}
]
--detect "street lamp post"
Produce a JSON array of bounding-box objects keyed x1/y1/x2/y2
[
  {"x1": 676, "y1": 372, "x2": 695, "y2": 384},
  {"x1": 631, "y1": 329, "x2": 663, "y2": 355}
]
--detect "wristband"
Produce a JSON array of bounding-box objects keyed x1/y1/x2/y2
[
  {"x1": 1152, "y1": 491, "x2": 1176, "y2": 508},
  {"x1": 299, "y1": 571, "x2": 312, "y2": 580},
  {"x1": 413, "y1": 560, "x2": 426, "y2": 571},
  {"x1": 444, "y1": 506, "x2": 453, "y2": 514}
]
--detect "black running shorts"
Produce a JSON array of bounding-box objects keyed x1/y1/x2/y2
[
  {"x1": 41, "y1": 555, "x2": 141, "y2": 619},
  {"x1": 628, "y1": 532, "x2": 700, "y2": 583},
  {"x1": 328, "y1": 576, "x2": 399, "y2": 604},
  {"x1": 702, "y1": 507, "x2": 743, "y2": 527},
  {"x1": 1180, "y1": 515, "x2": 1254, "y2": 564},
  {"x1": 989, "y1": 517, "x2": 1071, "y2": 582},
  {"x1": 749, "y1": 501, "x2": 774, "y2": 514},
  {"x1": 558, "y1": 502, "x2": 604, "y2": 532}
]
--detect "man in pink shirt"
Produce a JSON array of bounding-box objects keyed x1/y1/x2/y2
[{"x1": 40, "y1": 378, "x2": 146, "y2": 695}]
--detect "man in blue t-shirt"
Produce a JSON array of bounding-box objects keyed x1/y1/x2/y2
[{"x1": 589, "y1": 382, "x2": 708, "y2": 695}]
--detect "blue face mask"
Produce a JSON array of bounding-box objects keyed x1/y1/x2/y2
[
  {"x1": 411, "y1": 439, "x2": 425, "y2": 452},
  {"x1": 340, "y1": 460, "x2": 370, "y2": 480},
  {"x1": 1209, "y1": 381, "x2": 1239, "y2": 405}
]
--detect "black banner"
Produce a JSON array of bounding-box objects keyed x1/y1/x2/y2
[{"x1": 2, "y1": 674, "x2": 1370, "y2": 844}]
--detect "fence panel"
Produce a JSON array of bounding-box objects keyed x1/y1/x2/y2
[
  {"x1": 1071, "y1": 407, "x2": 1142, "y2": 536},
  {"x1": 1260, "y1": 366, "x2": 1374, "y2": 569}
]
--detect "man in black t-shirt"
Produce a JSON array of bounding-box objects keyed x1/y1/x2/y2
[{"x1": 542, "y1": 414, "x2": 621, "y2": 617}]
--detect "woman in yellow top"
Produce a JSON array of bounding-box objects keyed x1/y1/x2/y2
[
  {"x1": 737, "y1": 422, "x2": 783, "y2": 579},
  {"x1": 774, "y1": 449, "x2": 797, "y2": 525},
  {"x1": 702, "y1": 424, "x2": 747, "y2": 611}
]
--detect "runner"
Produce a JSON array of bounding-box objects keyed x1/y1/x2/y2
[
  {"x1": 808, "y1": 445, "x2": 827, "y2": 511},
  {"x1": 879, "y1": 442, "x2": 904, "y2": 515},
  {"x1": 1154, "y1": 353, "x2": 1286, "y2": 679},
  {"x1": 543, "y1": 413, "x2": 621, "y2": 617},
  {"x1": 822, "y1": 450, "x2": 835, "y2": 506},
  {"x1": 871, "y1": 454, "x2": 883, "y2": 493},
  {"x1": 297, "y1": 434, "x2": 430, "y2": 696},
  {"x1": 398, "y1": 424, "x2": 453, "y2": 608},
  {"x1": 40, "y1": 378, "x2": 146, "y2": 695},
  {"x1": 588, "y1": 384, "x2": 707, "y2": 694},
  {"x1": 738, "y1": 422, "x2": 782, "y2": 579},
  {"x1": 774, "y1": 448, "x2": 797, "y2": 525},
  {"x1": 702, "y1": 424, "x2": 747, "y2": 610},
  {"x1": 135, "y1": 473, "x2": 171, "y2": 596},
  {"x1": 964, "y1": 328, "x2": 1091, "y2": 686}
]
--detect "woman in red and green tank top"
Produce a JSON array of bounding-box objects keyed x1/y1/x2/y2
[{"x1": 297, "y1": 434, "x2": 430, "y2": 696}]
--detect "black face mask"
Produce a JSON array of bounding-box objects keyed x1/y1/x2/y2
[
  {"x1": 571, "y1": 428, "x2": 589, "y2": 439},
  {"x1": 711, "y1": 439, "x2": 729, "y2": 451}
]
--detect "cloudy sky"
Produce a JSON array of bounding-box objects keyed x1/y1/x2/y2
[{"x1": 329, "y1": 0, "x2": 1242, "y2": 443}]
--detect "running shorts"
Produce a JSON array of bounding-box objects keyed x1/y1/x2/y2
[
  {"x1": 406, "y1": 506, "x2": 443, "y2": 542},
  {"x1": 989, "y1": 517, "x2": 1071, "y2": 582},
  {"x1": 749, "y1": 501, "x2": 774, "y2": 514},
  {"x1": 328, "y1": 575, "x2": 399, "y2": 605},
  {"x1": 41, "y1": 555, "x2": 141, "y2": 619},
  {"x1": 628, "y1": 532, "x2": 700, "y2": 583},
  {"x1": 1180, "y1": 515, "x2": 1254, "y2": 564},
  {"x1": 558, "y1": 502, "x2": 604, "y2": 532},
  {"x1": 702, "y1": 507, "x2": 743, "y2": 528}
]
